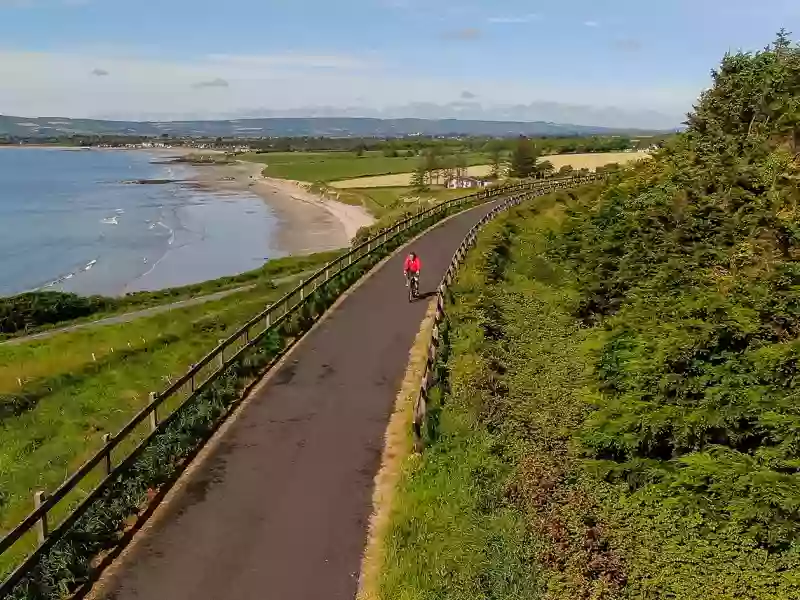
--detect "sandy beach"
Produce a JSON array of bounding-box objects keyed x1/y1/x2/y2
[
  {"x1": 1, "y1": 146, "x2": 375, "y2": 297},
  {"x1": 185, "y1": 159, "x2": 374, "y2": 255}
]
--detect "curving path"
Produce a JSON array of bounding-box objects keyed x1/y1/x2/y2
[{"x1": 93, "y1": 199, "x2": 505, "y2": 600}]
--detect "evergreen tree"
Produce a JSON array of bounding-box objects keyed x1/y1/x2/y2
[
  {"x1": 535, "y1": 160, "x2": 555, "y2": 179},
  {"x1": 489, "y1": 147, "x2": 505, "y2": 179},
  {"x1": 410, "y1": 165, "x2": 427, "y2": 190},
  {"x1": 509, "y1": 136, "x2": 539, "y2": 178},
  {"x1": 423, "y1": 149, "x2": 440, "y2": 185}
]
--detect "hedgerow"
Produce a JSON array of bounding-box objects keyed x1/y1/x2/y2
[{"x1": 550, "y1": 34, "x2": 800, "y2": 586}]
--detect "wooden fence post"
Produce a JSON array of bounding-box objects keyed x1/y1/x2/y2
[
  {"x1": 102, "y1": 434, "x2": 112, "y2": 475},
  {"x1": 149, "y1": 392, "x2": 158, "y2": 432},
  {"x1": 413, "y1": 388, "x2": 428, "y2": 453},
  {"x1": 218, "y1": 339, "x2": 225, "y2": 369},
  {"x1": 33, "y1": 491, "x2": 48, "y2": 544}
]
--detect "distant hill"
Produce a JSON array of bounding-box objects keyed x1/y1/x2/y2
[{"x1": 0, "y1": 115, "x2": 665, "y2": 139}]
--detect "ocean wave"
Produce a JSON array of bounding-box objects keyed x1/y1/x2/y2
[
  {"x1": 101, "y1": 216, "x2": 119, "y2": 225},
  {"x1": 33, "y1": 259, "x2": 97, "y2": 292},
  {"x1": 155, "y1": 221, "x2": 176, "y2": 245},
  {"x1": 136, "y1": 249, "x2": 168, "y2": 282}
]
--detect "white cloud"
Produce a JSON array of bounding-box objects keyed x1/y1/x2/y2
[
  {"x1": 0, "y1": 48, "x2": 698, "y2": 127},
  {"x1": 193, "y1": 77, "x2": 229, "y2": 89},
  {"x1": 488, "y1": 14, "x2": 540, "y2": 24},
  {"x1": 584, "y1": 20, "x2": 600, "y2": 27}
]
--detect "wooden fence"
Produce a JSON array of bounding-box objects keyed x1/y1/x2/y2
[{"x1": 0, "y1": 175, "x2": 594, "y2": 593}]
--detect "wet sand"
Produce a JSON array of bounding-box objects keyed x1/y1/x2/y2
[{"x1": 186, "y1": 160, "x2": 374, "y2": 255}]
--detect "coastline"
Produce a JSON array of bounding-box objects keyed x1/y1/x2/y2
[
  {"x1": 184, "y1": 159, "x2": 374, "y2": 255},
  {"x1": 0, "y1": 147, "x2": 374, "y2": 298}
]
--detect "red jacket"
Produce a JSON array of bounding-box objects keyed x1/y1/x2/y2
[{"x1": 404, "y1": 255, "x2": 421, "y2": 273}]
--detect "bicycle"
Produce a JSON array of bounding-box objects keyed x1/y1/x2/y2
[{"x1": 408, "y1": 272, "x2": 420, "y2": 302}]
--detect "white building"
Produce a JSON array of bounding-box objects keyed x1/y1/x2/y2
[{"x1": 444, "y1": 176, "x2": 489, "y2": 189}]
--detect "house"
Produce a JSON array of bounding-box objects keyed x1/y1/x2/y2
[{"x1": 444, "y1": 176, "x2": 489, "y2": 189}]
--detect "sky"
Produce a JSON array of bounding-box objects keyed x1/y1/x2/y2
[{"x1": 1, "y1": 0, "x2": 799, "y2": 128}]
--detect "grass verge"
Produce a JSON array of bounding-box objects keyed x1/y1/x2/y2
[{"x1": 379, "y1": 198, "x2": 578, "y2": 600}]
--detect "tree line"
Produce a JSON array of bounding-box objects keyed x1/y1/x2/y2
[{"x1": 1, "y1": 132, "x2": 671, "y2": 154}]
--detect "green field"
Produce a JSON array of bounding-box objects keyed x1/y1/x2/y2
[
  {"x1": 322, "y1": 185, "x2": 480, "y2": 247},
  {"x1": 241, "y1": 150, "x2": 488, "y2": 182},
  {"x1": 0, "y1": 251, "x2": 337, "y2": 572},
  {"x1": 330, "y1": 185, "x2": 471, "y2": 216}
]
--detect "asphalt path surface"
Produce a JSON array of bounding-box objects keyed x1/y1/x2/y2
[{"x1": 95, "y1": 200, "x2": 503, "y2": 600}]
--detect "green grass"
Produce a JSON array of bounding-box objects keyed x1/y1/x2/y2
[
  {"x1": 241, "y1": 151, "x2": 488, "y2": 183},
  {"x1": 0, "y1": 250, "x2": 343, "y2": 341},
  {"x1": 115, "y1": 250, "x2": 343, "y2": 311},
  {"x1": 380, "y1": 193, "x2": 615, "y2": 600},
  {"x1": 331, "y1": 186, "x2": 472, "y2": 218},
  {"x1": 322, "y1": 185, "x2": 483, "y2": 248},
  {"x1": 0, "y1": 281, "x2": 294, "y2": 527}
]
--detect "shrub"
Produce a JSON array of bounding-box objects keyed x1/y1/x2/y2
[{"x1": 0, "y1": 292, "x2": 111, "y2": 335}]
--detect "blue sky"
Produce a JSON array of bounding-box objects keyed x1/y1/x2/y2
[{"x1": 1, "y1": 0, "x2": 798, "y2": 126}]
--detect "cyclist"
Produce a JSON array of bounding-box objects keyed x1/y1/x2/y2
[{"x1": 404, "y1": 251, "x2": 421, "y2": 287}]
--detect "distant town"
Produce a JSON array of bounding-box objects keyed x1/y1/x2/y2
[
  {"x1": 98, "y1": 140, "x2": 254, "y2": 153},
  {"x1": 0, "y1": 132, "x2": 667, "y2": 157}
]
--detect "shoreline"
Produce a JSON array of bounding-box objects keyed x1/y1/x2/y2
[
  {"x1": 184, "y1": 159, "x2": 374, "y2": 255},
  {"x1": 1, "y1": 148, "x2": 372, "y2": 300}
]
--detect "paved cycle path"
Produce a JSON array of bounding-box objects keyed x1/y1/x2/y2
[{"x1": 96, "y1": 200, "x2": 503, "y2": 600}]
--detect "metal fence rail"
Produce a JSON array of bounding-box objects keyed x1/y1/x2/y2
[
  {"x1": 0, "y1": 175, "x2": 594, "y2": 591},
  {"x1": 413, "y1": 176, "x2": 595, "y2": 449}
]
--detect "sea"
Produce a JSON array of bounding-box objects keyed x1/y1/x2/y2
[{"x1": 0, "y1": 147, "x2": 280, "y2": 297}]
